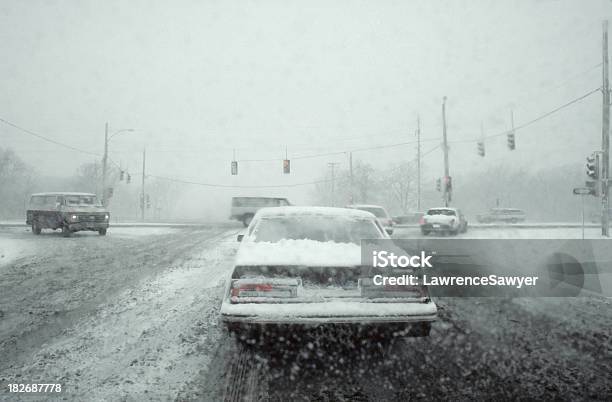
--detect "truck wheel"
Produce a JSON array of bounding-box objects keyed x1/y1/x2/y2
[
  {"x1": 61, "y1": 225, "x2": 72, "y2": 237},
  {"x1": 98, "y1": 228, "x2": 107, "y2": 236},
  {"x1": 32, "y1": 222, "x2": 41, "y2": 235},
  {"x1": 242, "y1": 214, "x2": 254, "y2": 227}
]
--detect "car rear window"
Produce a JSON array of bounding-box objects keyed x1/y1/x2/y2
[
  {"x1": 427, "y1": 209, "x2": 456, "y2": 216},
  {"x1": 252, "y1": 216, "x2": 382, "y2": 244}
]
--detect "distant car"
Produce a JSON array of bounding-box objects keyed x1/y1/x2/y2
[
  {"x1": 221, "y1": 207, "x2": 436, "y2": 342},
  {"x1": 476, "y1": 208, "x2": 526, "y2": 224},
  {"x1": 230, "y1": 196, "x2": 291, "y2": 227},
  {"x1": 26, "y1": 192, "x2": 110, "y2": 237},
  {"x1": 420, "y1": 207, "x2": 467, "y2": 235},
  {"x1": 345, "y1": 204, "x2": 394, "y2": 235},
  {"x1": 393, "y1": 212, "x2": 424, "y2": 225}
]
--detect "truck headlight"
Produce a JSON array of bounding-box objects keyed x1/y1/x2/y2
[
  {"x1": 104, "y1": 214, "x2": 109, "y2": 220},
  {"x1": 71, "y1": 214, "x2": 78, "y2": 221}
]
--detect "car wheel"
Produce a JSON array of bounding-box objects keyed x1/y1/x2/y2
[
  {"x1": 98, "y1": 228, "x2": 107, "y2": 236},
  {"x1": 32, "y1": 221, "x2": 41, "y2": 235},
  {"x1": 420, "y1": 228, "x2": 429, "y2": 236},
  {"x1": 242, "y1": 214, "x2": 254, "y2": 227},
  {"x1": 61, "y1": 225, "x2": 72, "y2": 237}
]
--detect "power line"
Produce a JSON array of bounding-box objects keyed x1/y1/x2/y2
[
  {"x1": 147, "y1": 174, "x2": 333, "y2": 189},
  {"x1": 450, "y1": 87, "x2": 601, "y2": 144},
  {"x1": 238, "y1": 137, "x2": 440, "y2": 163},
  {"x1": 0, "y1": 117, "x2": 100, "y2": 157}
]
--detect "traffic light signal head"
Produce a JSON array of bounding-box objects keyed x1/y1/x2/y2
[
  {"x1": 436, "y1": 178, "x2": 441, "y2": 192},
  {"x1": 283, "y1": 159, "x2": 290, "y2": 174},
  {"x1": 120, "y1": 170, "x2": 125, "y2": 181},
  {"x1": 586, "y1": 154, "x2": 599, "y2": 179},
  {"x1": 231, "y1": 161, "x2": 238, "y2": 175},
  {"x1": 507, "y1": 132, "x2": 516, "y2": 150},
  {"x1": 126, "y1": 174, "x2": 131, "y2": 184},
  {"x1": 444, "y1": 175, "x2": 452, "y2": 192},
  {"x1": 477, "y1": 141, "x2": 485, "y2": 157}
]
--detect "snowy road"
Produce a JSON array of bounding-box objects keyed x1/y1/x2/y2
[{"x1": 0, "y1": 225, "x2": 611, "y2": 401}]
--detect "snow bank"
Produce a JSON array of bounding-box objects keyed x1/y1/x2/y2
[{"x1": 236, "y1": 239, "x2": 362, "y2": 267}]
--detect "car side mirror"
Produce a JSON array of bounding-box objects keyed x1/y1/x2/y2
[{"x1": 237, "y1": 234, "x2": 244, "y2": 242}]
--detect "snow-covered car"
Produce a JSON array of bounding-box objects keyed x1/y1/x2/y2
[
  {"x1": 26, "y1": 192, "x2": 110, "y2": 237},
  {"x1": 420, "y1": 207, "x2": 467, "y2": 235},
  {"x1": 221, "y1": 206, "x2": 436, "y2": 342},
  {"x1": 345, "y1": 204, "x2": 394, "y2": 235}
]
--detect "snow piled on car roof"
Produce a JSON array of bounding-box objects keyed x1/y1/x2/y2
[{"x1": 235, "y1": 238, "x2": 362, "y2": 267}]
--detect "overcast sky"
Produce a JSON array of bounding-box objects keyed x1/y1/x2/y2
[{"x1": 1, "y1": 0, "x2": 610, "y2": 207}]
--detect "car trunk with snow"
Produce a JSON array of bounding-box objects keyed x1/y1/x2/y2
[{"x1": 220, "y1": 207, "x2": 436, "y2": 337}]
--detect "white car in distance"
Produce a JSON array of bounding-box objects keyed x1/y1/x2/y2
[{"x1": 221, "y1": 206, "x2": 437, "y2": 344}]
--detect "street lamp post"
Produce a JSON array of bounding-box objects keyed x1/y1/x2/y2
[{"x1": 102, "y1": 123, "x2": 135, "y2": 206}]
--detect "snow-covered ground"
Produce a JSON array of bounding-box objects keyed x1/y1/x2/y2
[
  {"x1": 0, "y1": 226, "x2": 241, "y2": 400},
  {"x1": 0, "y1": 238, "x2": 32, "y2": 266}
]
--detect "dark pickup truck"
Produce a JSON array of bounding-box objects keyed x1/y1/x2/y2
[{"x1": 26, "y1": 192, "x2": 110, "y2": 236}]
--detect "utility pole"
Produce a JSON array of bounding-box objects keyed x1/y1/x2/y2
[
  {"x1": 442, "y1": 97, "x2": 450, "y2": 207},
  {"x1": 602, "y1": 20, "x2": 610, "y2": 236},
  {"x1": 349, "y1": 152, "x2": 354, "y2": 204},
  {"x1": 416, "y1": 115, "x2": 421, "y2": 211},
  {"x1": 102, "y1": 122, "x2": 109, "y2": 206},
  {"x1": 141, "y1": 148, "x2": 146, "y2": 222},
  {"x1": 328, "y1": 162, "x2": 338, "y2": 207}
]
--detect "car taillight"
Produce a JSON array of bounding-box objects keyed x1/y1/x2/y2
[{"x1": 230, "y1": 278, "x2": 299, "y2": 303}]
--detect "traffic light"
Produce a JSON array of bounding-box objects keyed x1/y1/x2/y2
[
  {"x1": 477, "y1": 141, "x2": 485, "y2": 157},
  {"x1": 507, "y1": 132, "x2": 516, "y2": 150},
  {"x1": 231, "y1": 161, "x2": 238, "y2": 175},
  {"x1": 126, "y1": 174, "x2": 131, "y2": 184},
  {"x1": 283, "y1": 159, "x2": 290, "y2": 174},
  {"x1": 146, "y1": 194, "x2": 151, "y2": 209},
  {"x1": 586, "y1": 154, "x2": 599, "y2": 179},
  {"x1": 436, "y1": 178, "x2": 441, "y2": 192},
  {"x1": 444, "y1": 176, "x2": 453, "y2": 192},
  {"x1": 120, "y1": 170, "x2": 125, "y2": 181}
]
